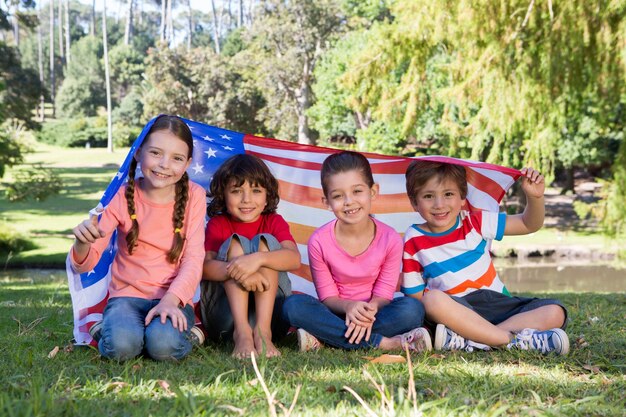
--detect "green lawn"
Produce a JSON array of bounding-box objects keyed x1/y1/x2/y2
[{"x1": 1, "y1": 272, "x2": 624, "y2": 416}]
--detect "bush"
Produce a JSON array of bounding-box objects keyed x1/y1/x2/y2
[
  {"x1": 0, "y1": 222, "x2": 37, "y2": 255},
  {"x1": 5, "y1": 164, "x2": 63, "y2": 202},
  {"x1": 37, "y1": 118, "x2": 108, "y2": 148}
]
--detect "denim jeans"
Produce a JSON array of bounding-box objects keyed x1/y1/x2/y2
[
  {"x1": 282, "y1": 294, "x2": 425, "y2": 350},
  {"x1": 99, "y1": 296, "x2": 195, "y2": 361},
  {"x1": 198, "y1": 233, "x2": 292, "y2": 342}
]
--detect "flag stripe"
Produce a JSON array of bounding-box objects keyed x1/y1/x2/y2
[{"x1": 67, "y1": 115, "x2": 521, "y2": 345}]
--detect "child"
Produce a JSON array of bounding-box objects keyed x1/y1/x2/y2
[
  {"x1": 283, "y1": 151, "x2": 431, "y2": 352},
  {"x1": 402, "y1": 160, "x2": 569, "y2": 354},
  {"x1": 199, "y1": 154, "x2": 301, "y2": 359},
  {"x1": 70, "y1": 115, "x2": 206, "y2": 361}
]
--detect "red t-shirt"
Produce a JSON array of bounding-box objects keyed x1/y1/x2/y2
[{"x1": 204, "y1": 213, "x2": 296, "y2": 253}]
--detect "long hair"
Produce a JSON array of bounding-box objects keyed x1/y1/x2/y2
[
  {"x1": 207, "y1": 154, "x2": 280, "y2": 217},
  {"x1": 320, "y1": 151, "x2": 375, "y2": 197},
  {"x1": 125, "y1": 115, "x2": 194, "y2": 263}
]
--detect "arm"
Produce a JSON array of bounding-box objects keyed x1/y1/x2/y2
[
  {"x1": 505, "y1": 167, "x2": 545, "y2": 235},
  {"x1": 225, "y1": 240, "x2": 300, "y2": 282}
]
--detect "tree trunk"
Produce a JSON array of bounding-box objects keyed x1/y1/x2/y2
[
  {"x1": 296, "y1": 59, "x2": 313, "y2": 144},
  {"x1": 37, "y1": 2, "x2": 45, "y2": 121},
  {"x1": 12, "y1": 3, "x2": 19, "y2": 46},
  {"x1": 166, "y1": 0, "x2": 173, "y2": 44},
  {"x1": 58, "y1": 0, "x2": 64, "y2": 63},
  {"x1": 124, "y1": 0, "x2": 134, "y2": 45},
  {"x1": 210, "y1": 0, "x2": 221, "y2": 54},
  {"x1": 187, "y1": 0, "x2": 192, "y2": 51},
  {"x1": 102, "y1": 1, "x2": 113, "y2": 152},
  {"x1": 238, "y1": 0, "x2": 243, "y2": 27},
  {"x1": 160, "y1": 0, "x2": 166, "y2": 42},
  {"x1": 49, "y1": 0, "x2": 55, "y2": 117},
  {"x1": 65, "y1": 0, "x2": 71, "y2": 63},
  {"x1": 90, "y1": 0, "x2": 96, "y2": 36}
]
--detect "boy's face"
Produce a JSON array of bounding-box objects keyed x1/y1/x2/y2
[
  {"x1": 411, "y1": 176, "x2": 466, "y2": 233},
  {"x1": 225, "y1": 179, "x2": 268, "y2": 223}
]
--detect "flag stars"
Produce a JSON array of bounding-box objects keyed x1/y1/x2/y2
[
  {"x1": 223, "y1": 146, "x2": 234, "y2": 151},
  {"x1": 191, "y1": 163, "x2": 204, "y2": 174},
  {"x1": 203, "y1": 135, "x2": 215, "y2": 142},
  {"x1": 220, "y1": 134, "x2": 232, "y2": 140},
  {"x1": 205, "y1": 148, "x2": 218, "y2": 158}
]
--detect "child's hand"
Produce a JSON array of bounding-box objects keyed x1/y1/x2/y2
[
  {"x1": 226, "y1": 253, "x2": 262, "y2": 282},
  {"x1": 345, "y1": 321, "x2": 373, "y2": 344},
  {"x1": 145, "y1": 293, "x2": 188, "y2": 332},
  {"x1": 238, "y1": 273, "x2": 270, "y2": 292},
  {"x1": 519, "y1": 167, "x2": 545, "y2": 199},
  {"x1": 72, "y1": 209, "x2": 106, "y2": 244},
  {"x1": 344, "y1": 301, "x2": 376, "y2": 327}
]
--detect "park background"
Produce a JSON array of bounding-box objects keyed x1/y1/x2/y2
[{"x1": 0, "y1": 1, "x2": 624, "y2": 416}]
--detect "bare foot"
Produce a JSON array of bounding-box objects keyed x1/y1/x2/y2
[
  {"x1": 254, "y1": 327, "x2": 281, "y2": 358},
  {"x1": 232, "y1": 327, "x2": 256, "y2": 359}
]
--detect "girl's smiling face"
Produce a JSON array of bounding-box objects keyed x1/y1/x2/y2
[
  {"x1": 135, "y1": 130, "x2": 191, "y2": 196},
  {"x1": 224, "y1": 180, "x2": 268, "y2": 223},
  {"x1": 412, "y1": 176, "x2": 466, "y2": 233},
  {"x1": 323, "y1": 169, "x2": 378, "y2": 226}
]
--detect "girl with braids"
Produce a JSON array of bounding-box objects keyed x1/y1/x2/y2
[
  {"x1": 70, "y1": 115, "x2": 206, "y2": 361},
  {"x1": 199, "y1": 154, "x2": 300, "y2": 359}
]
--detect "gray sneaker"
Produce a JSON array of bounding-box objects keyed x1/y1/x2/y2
[
  {"x1": 189, "y1": 326, "x2": 205, "y2": 346},
  {"x1": 434, "y1": 324, "x2": 490, "y2": 352},
  {"x1": 507, "y1": 328, "x2": 569, "y2": 355}
]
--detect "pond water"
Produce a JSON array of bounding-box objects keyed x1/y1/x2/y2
[
  {"x1": 2, "y1": 263, "x2": 625, "y2": 293},
  {"x1": 494, "y1": 258, "x2": 625, "y2": 293}
]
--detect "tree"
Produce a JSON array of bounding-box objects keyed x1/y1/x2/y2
[
  {"x1": 124, "y1": 0, "x2": 134, "y2": 45},
  {"x1": 339, "y1": 0, "x2": 626, "y2": 180},
  {"x1": 55, "y1": 35, "x2": 104, "y2": 117},
  {"x1": 247, "y1": 0, "x2": 344, "y2": 144}
]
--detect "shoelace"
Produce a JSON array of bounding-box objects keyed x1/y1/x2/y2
[
  {"x1": 446, "y1": 332, "x2": 467, "y2": 350},
  {"x1": 510, "y1": 330, "x2": 551, "y2": 353}
]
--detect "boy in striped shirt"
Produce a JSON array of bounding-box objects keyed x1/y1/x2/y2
[{"x1": 402, "y1": 161, "x2": 569, "y2": 355}]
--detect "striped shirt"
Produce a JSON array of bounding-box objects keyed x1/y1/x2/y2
[{"x1": 401, "y1": 210, "x2": 510, "y2": 297}]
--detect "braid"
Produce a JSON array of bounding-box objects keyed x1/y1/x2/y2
[
  {"x1": 168, "y1": 172, "x2": 189, "y2": 263},
  {"x1": 125, "y1": 158, "x2": 140, "y2": 254}
]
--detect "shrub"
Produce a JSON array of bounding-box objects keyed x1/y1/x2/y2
[
  {"x1": 37, "y1": 118, "x2": 108, "y2": 148},
  {"x1": 5, "y1": 164, "x2": 63, "y2": 202},
  {"x1": 0, "y1": 222, "x2": 37, "y2": 255}
]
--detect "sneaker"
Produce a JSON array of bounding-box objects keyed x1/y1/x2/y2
[
  {"x1": 400, "y1": 327, "x2": 433, "y2": 352},
  {"x1": 434, "y1": 324, "x2": 491, "y2": 352},
  {"x1": 297, "y1": 328, "x2": 321, "y2": 352},
  {"x1": 190, "y1": 326, "x2": 205, "y2": 346},
  {"x1": 507, "y1": 328, "x2": 569, "y2": 355},
  {"x1": 89, "y1": 321, "x2": 103, "y2": 342}
]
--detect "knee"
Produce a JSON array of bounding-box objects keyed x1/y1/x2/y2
[
  {"x1": 395, "y1": 296, "x2": 426, "y2": 323},
  {"x1": 145, "y1": 325, "x2": 190, "y2": 361},
  {"x1": 100, "y1": 328, "x2": 143, "y2": 361},
  {"x1": 282, "y1": 294, "x2": 309, "y2": 323},
  {"x1": 543, "y1": 304, "x2": 567, "y2": 328},
  {"x1": 421, "y1": 289, "x2": 447, "y2": 311}
]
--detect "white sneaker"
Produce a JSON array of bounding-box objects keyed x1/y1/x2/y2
[
  {"x1": 507, "y1": 328, "x2": 569, "y2": 355},
  {"x1": 400, "y1": 327, "x2": 433, "y2": 352},
  {"x1": 297, "y1": 328, "x2": 322, "y2": 352}
]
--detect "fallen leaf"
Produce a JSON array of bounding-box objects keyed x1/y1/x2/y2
[
  {"x1": 430, "y1": 353, "x2": 446, "y2": 360},
  {"x1": 365, "y1": 354, "x2": 406, "y2": 364},
  {"x1": 63, "y1": 344, "x2": 74, "y2": 353},
  {"x1": 583, "y1": 364, "x2": 601, "y2": 373},
  {"x1": 158, "y1": 379, "x2": 173, "y2": 395},
  {"x1": 326, "y1": 386, "x2": 337, "y2": 393},
  {"x1": 248, "y1": 378, "x2": 258, "y2": 386},
  {"x1": 515, "y1": 372, "x2": 529, "y2": 376},
  {"x1": 47, "y1": 346, "x2": 59, "y2": 359},
  {"x1": 106, "y1": 382, "x2": 129, "y2": 392},
  {"x1": 132, "y1": 364, "x2": 142, "y2": 372}
]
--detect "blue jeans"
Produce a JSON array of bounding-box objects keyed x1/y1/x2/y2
[
  {"x1": 282, "y1": 294, "x2": 425, "y2": 350},
  {"x1": 99, "y1": 296, "x2": 195, "y2": 361},
  {"x1": 198, "y1": 233, "x2": 292, "y2": 342}
]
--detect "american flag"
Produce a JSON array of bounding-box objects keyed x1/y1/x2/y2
[{"x1": 67, "y1": 115, "x2": 521, "y2": 345}]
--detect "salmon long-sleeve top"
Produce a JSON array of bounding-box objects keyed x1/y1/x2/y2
[{"x1": 70, "y1": 180, "x2": 206, "y2": 306}]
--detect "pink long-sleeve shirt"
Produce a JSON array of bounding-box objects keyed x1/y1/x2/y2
[
  {"x1": 70, "y1": 180, "x2": 206, "y2": 306},
  {"x1": 308, "y1": 217, "x2": 403, "y2": 302}
]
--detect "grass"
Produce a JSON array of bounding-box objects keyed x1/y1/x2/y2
[
  {"x1": 1, "y1": 145, "x2": 624, "y2": 415},
  {"x1": 1, "y1": 272, "x2": 624, "y2": 416}
]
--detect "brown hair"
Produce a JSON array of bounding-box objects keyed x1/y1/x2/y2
[
  {"x1": 207, "y1": 154, "x2": 279, "y2": 217},
  {"x1": 320, "y1": 151, "x2": 374, "y2": 197},
  {"x1": 125, "y1": 115, "x2": 193, "y2": 263},
  {"x1": 405, "y1": 160, "x2": 467, "y2": 207}
]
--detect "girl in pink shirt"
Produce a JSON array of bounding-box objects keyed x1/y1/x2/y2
[
  {"x1": 283, "y1": 151, "x2": 431, "y2": 352},
  {"x1": 71, "y1": 115, "x2": 206, "y2": 361}
]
